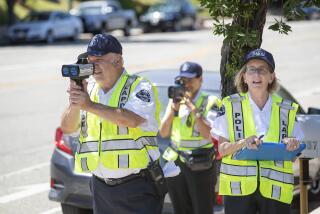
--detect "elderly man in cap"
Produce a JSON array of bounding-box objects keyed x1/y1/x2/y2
[
  {"x1": 159, "y1": 62, "x2": 222, "y2": 214},
  {"x1": 61, "y1": 34, "x2": 180, "y2": 214}
]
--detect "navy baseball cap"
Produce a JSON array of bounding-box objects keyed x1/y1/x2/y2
[
  {"x1": 244, "y1": 48, "x2": 275, "y2": 72},
  {"x1": 86, "y1": 34, "x2": 122, "y2": 56},
  {"x1": 176, "y1": 62, "x2": 203, "y2": 79}
]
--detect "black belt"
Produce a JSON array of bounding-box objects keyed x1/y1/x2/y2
[{"x1": 93, "y1": 169, "x2": 148, "y2": 186}]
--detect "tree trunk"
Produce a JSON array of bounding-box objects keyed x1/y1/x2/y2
[
  {"x1": 6, "y1": 0, "x2": 15, "y2": 25},
  {"x1": 220, "y1": 0, "x2": 268, "y2": 98}
]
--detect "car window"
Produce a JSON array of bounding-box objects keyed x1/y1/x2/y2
[
  {"x1": 23, "y1": 13, "x2": 50, "y2": 22},
  {"x1": 108, "y1": 5, "x2": 119, "y2": 12},
  {"x1": 148, "y1": 3, "x2": 180, "y2": 13},
  {"x1": 80, "y1": 6, "x2": 103, "y2": 15},
  {"x1": 277, "y1": 87, "x2": 305, "y2": 114}
]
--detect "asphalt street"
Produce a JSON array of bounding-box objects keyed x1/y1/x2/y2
[{"x1": 0, "y1": 20, "x2": 319, "y2": 214}]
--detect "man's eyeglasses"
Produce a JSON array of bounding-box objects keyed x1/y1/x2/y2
[{"x1": 245, "y1": 66, "x2": 270, "y2": 75}]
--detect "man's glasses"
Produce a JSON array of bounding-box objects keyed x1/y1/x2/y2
[{"x1": 245, "y1": 66, "x2": 270, "y2": 75}]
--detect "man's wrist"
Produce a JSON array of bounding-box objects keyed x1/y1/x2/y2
[{"x1": 193, "y1": 109, "x2": 202, "y2": 119}]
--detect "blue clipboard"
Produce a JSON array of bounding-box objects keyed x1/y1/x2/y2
[{"x1": 233, "y1": 142, "x2": 306, "y2": 161}]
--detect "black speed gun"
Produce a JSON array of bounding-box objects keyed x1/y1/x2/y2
[{"x1": 61, "y1": 55, "x2": 94, "y2": 89}]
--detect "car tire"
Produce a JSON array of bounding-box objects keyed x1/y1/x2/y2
[
  {"x1": 123, "y1": 24, "x2": 131, "y2": 37},
  {"x1": 100, "y1": 22, "x2": 108, "y2": 34},
  {"x1": 310, "y1": 178, "x2": 320, "y2": 196},
  {"x1": 173, "y1": 21, "x2": 182, "y2": 32},
  {"x1": 46, "y1": 31, "x2": 54, "y2": 44},
  {"x1": 71, "y1": 29, "x2": 79, "y2": 41},
  {"x1": 61, "y1": 203, "x2": 92, "y2": 214}
]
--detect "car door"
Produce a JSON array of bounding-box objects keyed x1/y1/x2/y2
[
  {"x1": 180, "y1": 2, "x2": 195, "y2": 28},
  {"x1": 277, "y1": 86, "x2": 320, "y2": 194},
  {"x1": 51, "y1": 12, "x2": 66, "y2": 38},
  {"x1": 106, "y1": 4, "x2": 125, "y2": 30}
]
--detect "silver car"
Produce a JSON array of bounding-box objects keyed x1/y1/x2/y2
[
  {"x1": 49, "y1": 69, "x2": 320, "y2": 214},
  {"x1": 7, "y1": 11, "x2": 83, "y2": 44}
]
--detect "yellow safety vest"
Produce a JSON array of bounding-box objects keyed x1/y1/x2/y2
[
  {"x1": 219, "y1": 93, "x2": 298, "y2": 204},
  {"x1": 162, "y1": 93, "x2": 221, "y2": 162},
  {"x1": 74, "y1": 72, "x2": 161, "y2": 173}
]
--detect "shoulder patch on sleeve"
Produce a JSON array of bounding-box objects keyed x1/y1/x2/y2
[
  {"x1": 217, "y1": 105, "x2": 225, "y2": 117},
  {"x1": 136, "y1": 89, "x2": 151, "y2": 102}
]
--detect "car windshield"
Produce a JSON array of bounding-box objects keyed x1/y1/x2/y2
[
  {"x1": 23, "y1": 13, "x2": 50, "y2": 22},
  {"x1": 79, "y1": 6, "x2": 102, "y2": 15},
  {"x1": 148, "y1": 3, "x2": 180, "y2": 13},
  {"x1": 156, "y1": 86, "x2": 219, "y2": 118}
]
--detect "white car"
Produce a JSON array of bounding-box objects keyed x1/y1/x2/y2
[{"x1": 7, "y1": 11, "x2": 83, "y2": 44}]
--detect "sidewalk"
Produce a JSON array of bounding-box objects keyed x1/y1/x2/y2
[{"x1": 310, "y1": 207, "x2": 320, "y2": 214}]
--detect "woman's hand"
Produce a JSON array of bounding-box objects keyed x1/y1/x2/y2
[
  {"x1": 242, "y1": 135, "x2": 263, "y2": 150},
  {"x1": 283, "y1": 137, "x2": 300, "y2": 151}
]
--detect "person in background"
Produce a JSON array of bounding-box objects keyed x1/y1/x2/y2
[{"x1": 160, "y1": 61, "x2": 222, "y2": 214}]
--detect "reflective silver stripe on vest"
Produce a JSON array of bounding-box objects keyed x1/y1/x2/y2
[
  {"x1": 78, "y1": 141, "x2": 99, "y2": 153},
  {"x1": 260, "y1": 168, "x2": 294, "y2": 184},
  {"x1": 278, "y1": 99, "x2": 292, "y2": 141},
  {"x1": 230, "y1": 94, "x2": 244, "y2": 141},
  {"x1": 81, "y1": 158, "x2": 89, "y2": 171},
  {"x1": 220, "y1": 163, "x2": 257, "y2": 176},
  {"x1": 272, "y1": 185, "x2": 281, "y2": 200},
  {"x1": 274, "y1": 161, "x2": 284, "y2": 168},
  {"x1": 192, "y1": 95, "x2": 209, "y2": 137},
  {"x1": 117, "y1": 75, "x2": 138, "y2": 135},
  {"x1": 101, "y1": 137, "x2": 157, "y2": 151},
  {"x1": 231, "y1": 181, "x2": 242, "y2": 194},
  {"x1": 138, "y1": 136, "x2": 158, "y2": 146},
  {"x1": 118, "y1": 154, "x2": 129, "y2": 168},
  {"x1": 118, "y1": 126, "x2": 128, "y2": 135},
  {"x1": 179, "y1": 139, "x2": 210, "y2": 148}
]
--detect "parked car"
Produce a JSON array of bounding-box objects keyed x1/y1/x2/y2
[
  {"x1": 70, "y1": 0, "x2": 137, "y2": 36},
  {"x1": 49, "y1": 69, "x2": 320, "y2": 214},
  {"x1": 139, "y1": 0, "x2": 197, "y2": 33},
  {"x1": 7, "y1": 11, "x2": 83, "y2": 44},
  {"x1": 287, "y1": 2, "x2": 320, "y2": 21}
]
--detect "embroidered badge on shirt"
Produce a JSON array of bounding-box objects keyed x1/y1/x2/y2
[
  {"x1": 216, "y1": 104, "x2": 225, "y2": 117},
  {"x1": 136, "y1": 89, "x2": 151, "y2": 102}
]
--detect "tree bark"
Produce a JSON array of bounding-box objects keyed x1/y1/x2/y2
[
  {"x1": 220, "y1": 0, "x2": 269, "y2": 98},
  {"x1": 6, "y1": 0, "x2": 15, "y2": 25}
]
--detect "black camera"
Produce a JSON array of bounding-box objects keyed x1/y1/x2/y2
[
  {"x1": 61, "y1": 56, "x2": 94, "y2": 88},
  {"x1": 168, "y1": 77, "x2": 186, "y2": 102}
]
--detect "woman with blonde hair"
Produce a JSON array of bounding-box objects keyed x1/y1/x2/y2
[{"x1": 210, "y1": 48, "x2": 304, "y2": 214}]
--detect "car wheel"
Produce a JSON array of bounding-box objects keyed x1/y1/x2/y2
[
  {"x1": 100, "y1": 22, "x2": 108, "y2": 34},
  {"x1": 61, "y1": 203, "x2": 92, "y2": 214},
  {"x1": 46, "y1": 31, "x2": 54, "y2": 44},
  {"x1": 71, "y1": 29, "x2": 79, "y2": 41},
  {"x1": 123, "y1": 26, "x2": 131, "y2": 37},
  {"x1": 310, "y1": 178, "x2": 320, "y2": 195},
  {"x1": 173, "y1": 21, "x2": 182, "y2": 32}
]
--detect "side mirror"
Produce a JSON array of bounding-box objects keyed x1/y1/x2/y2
[{"x1": 308, "y1": 107, "x2": 320, "y2": 115}]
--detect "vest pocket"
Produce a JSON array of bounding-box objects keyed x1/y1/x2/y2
[
  {"x1": 100, "y1": 150, "x2": 149, "y2": 169},
  {"x1": 74, "y1": 152, "x2": 99, "y2": 173}
]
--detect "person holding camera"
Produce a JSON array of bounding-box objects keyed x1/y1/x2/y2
[
  {"x1": 60, "y1": 34, "x2": 179, "y2": 214},
  {"x1": 210, "y1": 48, "x2": 303, "y2": 214},
  {"x1": 159, "y1": 62, "x2": 222, "y2": 214}
]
